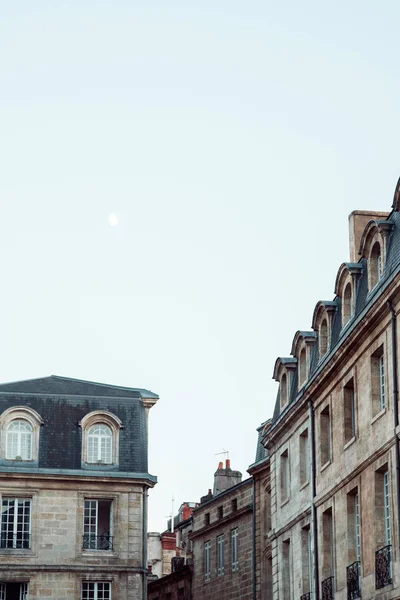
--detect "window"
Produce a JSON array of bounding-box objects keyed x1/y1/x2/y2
[
  {"x1": 6, "y1": 420, "x2": 33, "y2": 460},
  {"x1": 280, "y1": 449, "x2": 290, "y2": 502},
  {"x1": 231, "y1": 528, "x2": 238, "y2": 571},
  {"x1": 301, "y1": 527, "x2": 312, "y2": 595},
  {"x1": 320, "y1": 406, "x2": 331, "y2": 466},
  {"x1": 204, "y1": 540, "x2": 211, "y2": 581},
  {"x1": 343, "y1": 282, "x2": 352, "y2": 326},
  {"x1": 218, "y1": 506, "x2": 223, "y2": 520},
  {"x1": 384, "y1": 472, "x2": 391, "y2": 546},
  {"x1": 217, "y1": 534, "x2": 224, "y2": 576},
  {"x1": 88, "y1": 424, "x2": 112, "y2": 464},
  {"x1": 372, "y1": 346, "x2": 385, "y2": 416},
  {"x1": 0, "y1": 583, "x2": 29, "y2": 599},
  {"x1": 375, "y1": 467, "x2": 391, "y2": 550},
  {"x1": 81, "y1": 582, "x2": 111, "y2": 600},
  {"x1": 280, "y1": 373, "x2": 288, "y2": 408},
  {"x1": 370, "y1": 242, "x2": 382, "y2": 289},
  {"x1": 300, "y1": 429, "x2": 309, "y2": 486},
  {"x1": 322, "y1": 508, "x2": 334, "y2": 579},
  {"x1": 299, "y1": 348, "x2": 307, "y2": 387},
  {"x1": 319, "y1": 319, "x2": 329, "y2": 358},
  {"x1": 347, "y1": 488, "x2": 360, "y2": 564},
  {"x1": 231, "y1": 498, "x2": 237, "y2": 512},
  {"x1": 282, "y1": 539, "x2": 292, "y2": 600},
  {"x1": 204, "y1": 512, "x2": 210, "y2": 526},
  {"x1": 83, "y1": 500, "x2": 113, "y2": 551},
  {"x1": 344, "y1": 379, "x2": 356, "y2": 444},
  {"x1": 1, "y1": 498, "x2": 31, "y2": 549}
]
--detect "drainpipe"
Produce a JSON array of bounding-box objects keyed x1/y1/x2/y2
[
  {"x1": 143, "y1": 486, "x2": 148, "y2": 600},
  {"x1": 252, "y1": 477, "x2": 256, "y2": 600},
  {"x1": 387, "y1": 300, "x2": 400, "y2": 550},
  {"x1": 309, "y1": 399, "x2": 320, "y2": 600}
]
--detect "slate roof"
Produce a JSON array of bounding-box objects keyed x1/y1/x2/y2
[
  {"x1": 270, "y1": 206, "x2": 400, "y2": 428},
  {"x1": 0, "y1": 375, "x2": 158, "y2": 399}
]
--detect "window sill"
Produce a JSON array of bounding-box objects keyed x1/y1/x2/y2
[
  {"x1": 81, "y1": 550, "x2": 116, "y2": 557},
  {"x1": 344, "y1": 436, "x2": 356, "y2": 450},
  {"x1": 280, "y1": 497, "x2": 290, "y2": 508},
  {"x1": 300, "y1": 480, "x2": 310, "y2": 491},
  {"x1": 0, "y1": 548, "x2": 35, "y2": 556},
  {"x1": 321, "y1": 460, "x2": 331, "y2": 473},
  {"x1": 371, "y1": 407, "x2": 386, "y2": 425}
]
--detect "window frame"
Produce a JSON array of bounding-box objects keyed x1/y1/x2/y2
[
  {"x1": 231, "y1": 528, "x2": 238, "y2": 572},
  {"x1": 1, "y1": 497, "x2": 32, "y2": 550},
  {"x1": 80, "y1": 411, "x2": 123, "y2": 467},
  {"x1": 0, "y1": 407, "x2": 42, "y2": 463},
  {"x1": 204, "y1": 540, "x2": 211, "y2": 581},
  {"x1": 81, "y1": 582, "x2": 112, "y2": 600},
  {"x1": 217, "y1": 534, "x2": 224, "y2": 576}
]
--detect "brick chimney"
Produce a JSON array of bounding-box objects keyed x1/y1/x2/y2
[
  {"x1": 213, "y1": 459, "x2": 242, "y2": 495},
  {"x1": 348, "y1": 210, "x2": 389, "y2": 262}
]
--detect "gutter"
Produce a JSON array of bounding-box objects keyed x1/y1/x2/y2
[
  {"x1": 387, "y1": 300, "x2": 400, "y2": 550},
  {"x1": 309, "y1": 399, "x2": 319, "y2": 600}
]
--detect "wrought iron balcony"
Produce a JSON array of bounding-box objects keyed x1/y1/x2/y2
[
  {"x1": 300, "y1": 593, "x2": 311, "y2": 600},
  {"x1": 82, "y1": 533, "x2": 113, "y2": 551},
  {"x1": 321, "y1": 576, "x2": 334, "y2": 600},
  {"x1": 376, "y1": 545, "x2": 392, "y2": 589},
  {"x1": 347, "y1": 561, "x2": 361, "y2": 600},
  {"x1": 0, "y1": 533, "x2": 30, "y2": 549}
]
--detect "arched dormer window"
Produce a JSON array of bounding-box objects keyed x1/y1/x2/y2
[
  {"x1": 319, "y1": 319, "x2": 328, "y2": 357},
  {"x1": 0, "y1": 407, "x2": 43, "y2": 462},
  {"x1": 280, "y1": 373, "x2": 288, "y2": 409},
  {"x1": 343, "y1": 282, "x2": 352, "y2": 326},
  {"x1": 80, "y1": 411, "x2": 123, "y2": 466},
  {"x1": 6, "y1": 420, "x2": 32, "y2": 460},
  {"x1": 370, "y1": 241, "x2": 382, "y2": 289},
  {"x1": 299, "y1": 348, "x2": 307, "y2": 387}
]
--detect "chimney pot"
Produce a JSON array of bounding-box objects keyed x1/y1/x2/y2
[
  {"x1": 218, "y1": 461, "x2": 223, "y2": 469},
  {"x1": 226, "y1": 459, "x2": 231, "y2": 469}
]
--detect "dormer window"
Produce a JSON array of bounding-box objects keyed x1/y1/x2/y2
[
  {"x1": 0, "y1": 407, "x2": 43, "y2": 463},
  {"x1": 80, "y1": 411, "x2": 123, "y2": 467},
  {"x1": 280, "y1": 373, "x2": 288, "y2": 409},
  {"x1": 343, "y1": 282, "x2": 352, "y2": 326},
  {"x1": 6, "y1": 420, "x2": 33, "y2": 461},
  {"x1": 319, "y1": 319, "x2": 328, "y2": 358},
  {"x1": 299, "y1": 348, "x2": 307, "y2": 387},
  {"x1": 87, "y1": 424, "x2": 112, "y2": 464},
  {"x1": 370, "y1": 242, "x2": 382, "y2": 289}
]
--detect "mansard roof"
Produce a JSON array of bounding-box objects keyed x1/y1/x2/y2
[
  {"x1": 290, "y1": 331, "x2": 317, "y2": 356},
  {"x1": 272, "y1": 357, "x2": 297, "y2": 381},
  {"x1": 0, "y1": 375, "x2": 159, "y2": 400},
  {"x1": 312, "y1": 300, "x2": 337, "y2": 330},
  {"x1": 358, "y1": 219, "x2": 393, "y2": 257},
  {"x1": 334, "y1": 262, "x2": 363, "y2": 296}
]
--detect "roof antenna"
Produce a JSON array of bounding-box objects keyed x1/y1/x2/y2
[{"x1": 214, "y1": 449, "x2": 229, "y2": 459}]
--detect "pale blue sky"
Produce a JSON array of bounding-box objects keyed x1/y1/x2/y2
[{"x1": 1, "y1": 1, "x2": 400, "y2": 531}]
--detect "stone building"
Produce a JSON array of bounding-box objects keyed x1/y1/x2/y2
[
  {"x1": 190, "y1": 460, "x2": 253, "y2": 600},
  {"x1": 0, "y1": 375, "x2": 158, "y2": 600},
  {"x1": 263, "y1": 179, "x2": 400, "y2": 600}
]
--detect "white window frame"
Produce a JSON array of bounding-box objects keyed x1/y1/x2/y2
[
  {"x1": 204, "y1": 540, "x2": 211, "y2": 581},
  {"x1": 231, "y1": 528, "x2": 238, "y2": 571},
  {"x1": 83, "y1": 499, "x2": 113, "y2": 551},
  {"x1": 6, "y1": 420, "x2": 33, "y2": 460},
  {"x1": 355, "y1": 492, "x2": 361, "y2": 562},
  {"x1": 384, "y1": 471, "x2": 391, "y2": 546},
  {"x1": 87, "y1": 424, "x2": 113, "y2": 464},
  {"x1": 379, "y1": 354, "x2": 386, "y2": 410},
  {"x1": 1, "y1": 497, "x2": 32, "y2": 549},
  {"x1": 81, "y1": 582, "x2": 112, "y2": 600},
  {"x1": 217, "y1": 534, "x2": 224, "y2": 576}
]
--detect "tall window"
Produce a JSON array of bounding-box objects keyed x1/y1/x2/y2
[
  {"x1": 322, "y1": 508, "x2": 334, "y2": 579},
  {"x1": 6, "y1": 420, "x2": 33, "y2": 460},
  {"x1": 217, "y1": 534, "x2": 224, "y2": 576},
  {"x1": 343, "y1": 283, "x2": 353, "y2": 326},
  {"x1": 87, "y1": 424, "x2": 113, "y2": 463},
  {"x1": 1, "y1": 498, "x2": 31, "y2": 549},
  {"x1": 280, "y1": 449, "x2": 290, "y2": 502},
  {"x1": 81, "y1": 582, "x2": 111, "y2": 600},
  {"x1": 280, "y1": 373, "x2": 288, "y2": 409},
  {"x1": 300, "y1": 430, "x2": 309, "y2": 486},
  {"x1": 370, "y1": 242, "x2": 382, "y2": 289},
  {"x1": 344, "y1": 379, "x2": 356, "y2": 444},
  {"x1": 319, "y1": 319, "x2": 328, "y2": 358},
  {"x1": 301, "y1": 527, "x2": 312, "y2": 594},
  {"x1": 320, "y1": 406, "x2": 331, "y2": 466},
  {"x1": 231, "y1": 528, "x2": 238, "y2": 571},
  {"x1": 282, "y1": 539, "x2": 292, "y2": 600},
  {"x1": 347, "y1": 489, "x2": 360, "y2": 564},
  {"x1": 384, "y1": 472, "x2": 391, "y2": 546},
  {"x1": 371, "y1": 347, "x2": 385, "y2": 416},
  {"x1": 83, "y1": 499, "x2": 113, "y2": 551},
  {"x1": 299, "y1": 348, "x2": 307, "y2": 387},
  {"x1": 204, "y1": 540, "x2": 211, "y2": 581},
  {"x1": 375, "y1": 467, "x2": 391, "y2": 551}
]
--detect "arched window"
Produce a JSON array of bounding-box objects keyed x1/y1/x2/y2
[
  {"x1": 280, "y1": 373, "x2": 288, "y2": 409},
  {"x1": 299, "y1": 348, "x2": 307, "y2": 387},
  {"x1": 87, "y1": 424, "x2": 113, "y2": 464},
  {"x1": 319, "y1": 319, "x2": 328, "y2": 358},
  {"x1": 343, "y1": 283, "x2": 352, "y2": 326},
  {"x1": 6, "y1": 420, "x2": 33, "y2": 460},
  {"x1": 370, "y1": 242, "x2": 382, "y2": 289}
]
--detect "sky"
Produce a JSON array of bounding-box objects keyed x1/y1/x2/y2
[{"x1": 1, "y1": 1, "x2": 400, "y2": 532}]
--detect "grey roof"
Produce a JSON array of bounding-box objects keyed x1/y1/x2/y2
[
  {"x1": 270, "y1": 207, "x2": 400, "y2": 428},
  {"x1": 254, "y1": 421, "x2": 268, "y2": 463},
  {"x1": 0, "y1": 375, "x2": 159, "y2": 399}
]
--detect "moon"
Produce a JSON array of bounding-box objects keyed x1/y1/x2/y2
[{"x1": 108, "y1": 214, "x2": 118, "y2": 227}]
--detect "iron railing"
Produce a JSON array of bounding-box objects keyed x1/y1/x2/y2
[
  {"x1": 347, "y1": 561, "x2": 361, "y2": 600},
  {"x1": 376, "y1": 545, "x2": 392, "y2": 589},
  {"x1": 82, "y1": 533, "x2": 113, "y2": 551},
  {"x1": 321, "y1": 576, "x2": 334, "y2": 600},
  {"x1": 0, "y1": 533, "x2": 30, "y2": 549},
  {"x1": 300, "y1": 593, "x2": 311, "y2": 600}
]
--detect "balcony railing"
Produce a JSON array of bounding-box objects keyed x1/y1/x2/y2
[
  {"x1": 0, "y1": 533, "x2": 30, "y2": 549},
  {"x1": 376, "y1": 545, "x2": 392, "y2": 589},
  {"x1": 321, "y1": 576, "x2": 334, "y2": 600},
  {"x1": 82, "y1": 533, "x2": 113, "y2": 551},
  {"x1": 300, "y1": 593, "x2": 311, "y2": 600},
  {"x1": 347, "y1": 561, "x2": 361, "y2": 600}
]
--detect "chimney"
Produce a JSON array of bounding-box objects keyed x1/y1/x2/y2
[
  {"x1": 348, "y1": 210, "x2": 389, "y2": 262},
  {"x1": 213, "y1": 460, "x2": 242, "y2": 496}
]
